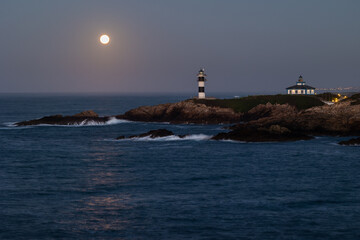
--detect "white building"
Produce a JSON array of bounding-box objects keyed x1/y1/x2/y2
[{"x1": 286, "y1": 75, "x2": 315, "y2": 95}]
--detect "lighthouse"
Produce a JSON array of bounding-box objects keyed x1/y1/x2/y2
[{"x1": 197, "y1": 68, "x2": 207, "y2": 99}]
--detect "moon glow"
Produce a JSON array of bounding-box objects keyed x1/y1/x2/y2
[{"x1": 100, "y1": 34, "x2": 110, "y2": 45}]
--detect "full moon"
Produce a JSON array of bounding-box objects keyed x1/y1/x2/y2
[{"x1": 100, "y1": 34, "x2": 110, "y2": 45}]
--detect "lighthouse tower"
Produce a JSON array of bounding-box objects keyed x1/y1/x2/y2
[{"x1": 197, "y1": 69, "x2": 207, "y2": 99}]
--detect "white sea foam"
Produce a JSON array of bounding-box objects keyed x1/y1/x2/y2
[
  {"x1": 219, "y1": 139, "x2": 246, "y2": 143},
  {"x1": 4, "y1": 122, "x2": 16, "y2": 127},
  {"x1": 72, "y1": 117, "x2": 130, "y2": 126},
  {"x1": 0, "y1": 122, "x2": 33, "y2": 129},
  {"x1": 128, "y1": 134, "x2": 211, "y2": 141}
]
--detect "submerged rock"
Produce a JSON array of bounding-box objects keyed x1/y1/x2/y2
[
  {"x1": 212, "y1": 124, "x2": 313, "y2": 142},
  {"x1": 117, "y1": 129, "x2": 175, "y2": 139},
  {"x1": 338, "y1": 137, "x2": 360, "y2": 146},
  {"x1": 15, "y1": 111, "x2": 109, "y2": 126}
]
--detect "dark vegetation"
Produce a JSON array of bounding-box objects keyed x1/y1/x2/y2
[
  {"x1": 347, "y1": 93, "x2": 360, "y2": 105},
  {"x1": 192, "y1": 94, "x2": 324, "y2": 113},
  {"x1": 315, "y1": 92, "x2": 338, "y2": 102}
]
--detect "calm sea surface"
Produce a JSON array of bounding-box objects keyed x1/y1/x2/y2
[{"x1": 0, "y1": 94, "x2": 359, "y2": 239}]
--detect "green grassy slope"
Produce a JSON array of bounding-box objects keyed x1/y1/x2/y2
[{"x1": 192, "y1": 94, "x2": 324, "y2": 113}]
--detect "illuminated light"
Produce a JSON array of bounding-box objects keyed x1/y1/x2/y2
[{"x1": 100, "y1": 34, "x2": 110, "y2": 45}]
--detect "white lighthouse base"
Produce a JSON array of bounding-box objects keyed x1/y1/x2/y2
[{"x1": 198, "y1": 93, "x2": 205, "y2": 99}]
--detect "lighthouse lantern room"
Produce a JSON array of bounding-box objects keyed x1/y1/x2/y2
[{"x1": 197, "y1": 69, "x2": 207, "y2": 99}]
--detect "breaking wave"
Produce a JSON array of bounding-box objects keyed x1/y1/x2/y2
[
  {"x1": 72, "y1": 117, "x2": 130, "y2": 126},
  {"x1": 128, "y1": 134, "x2": 211, "y2": 141}
]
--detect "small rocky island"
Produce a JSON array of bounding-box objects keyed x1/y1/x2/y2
[
  {"x1": 15, "y1": 94, "x2": 360, "y2": 144},
  {"x1": 15, "y1": 110, "x2": 111, "y2": 126},
  {"x1": 116, "y1": 129, "x2": 188, "y2": 140}
]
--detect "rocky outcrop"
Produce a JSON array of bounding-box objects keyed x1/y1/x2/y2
[
  {"x1": 339, "y1": 137, "x2": 360, "y2": 146},
  {"x1": 117, "y1": 129, "x2": 187, "y2": 139},
  {"x1": 212, "y1": 124, "x2": 312, "y2": 142},
  {"x1": 243, "y1": 103, "x2": 298, "y2": 122},
  {"x1": 16, "y1": 111, "x2": 110, "y2": 126},
  {"x1": 73, "y1": 110, "x2": 99, "y2": 117},
  {"x1": 212, "y1": 101, "x2": 360, "y2": 142},
  {"x1": 239, "y1": 102, "x2": 360, "y2": 136},
  {"x1": 117, "y1": 100, "x2": 242, "y2": 124}
]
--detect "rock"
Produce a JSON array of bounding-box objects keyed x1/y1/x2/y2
[
  {"x1": 239, "y1": 102, "x2": 360, "y2": 136},
  {"x1": 243, "y1": 103, "x2": 298, "y2": 122},
  {"x1": 117, "y1": 129, "x2": 175, "y2": 139},
  {"x1": 117, "y1": 100, "x2": 242, "y2": 124},
  {"x1": 339, "y1": 137, "x2": 360, "y2": 146},
  {"x1": 132, "y1": 129, "x2": 174, "y2": 138},
  {"x1": 15, "y1": 110, "x2": 109, "y2": 126},
  {"x1": 212, "y1": 124, "x2": 312, "y2": 142},
  {"x1": 178, "y1": 134, "x2": 189, "y2": 138},
  {"x1": 267, "y1": 125, "x2": 291, "y2": 134},
  {"x1": 73, "y1": 110, "x2": 99, "y2": 117}
]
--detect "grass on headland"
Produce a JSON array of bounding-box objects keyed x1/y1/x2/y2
[{"x1": 192, "y1": 94, "x2": 324, "y2": 113}]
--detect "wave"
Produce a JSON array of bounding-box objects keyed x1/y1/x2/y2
[
  {"x1": 71, "y1": 117, "x2": 130, "y2": 126},
  {"x1": 126, "y1": 134, "x2": 211, "y2": 141},
  {"x1": 3, "y1": 122, "x2": 16, "y2": 127}
]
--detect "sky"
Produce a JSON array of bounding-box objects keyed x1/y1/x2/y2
[{"x1": 0, "y1": 0, "x2": 359, "y2": 93}]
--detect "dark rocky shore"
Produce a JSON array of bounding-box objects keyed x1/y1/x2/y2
[
  {"x1": 211, "y1": 124, "x2": 313, "y2": 142},
  {"x1": 15, "y1": 110, "x2": 111, "y2": 126},
  {"x1": 339, "y1": 137, "x2": 360, "y2": 146},
  {"x1": 15, "y1": 96, "x2": 360, "y2": 143}
]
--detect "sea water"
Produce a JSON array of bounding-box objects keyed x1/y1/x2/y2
[{"x1": 0, "y1": 93, "x2": 359, "y2": 239}]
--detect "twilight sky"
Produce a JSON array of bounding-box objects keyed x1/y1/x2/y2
[{"x1": 0, "y1": 0, "x2": 359, "y2": 93}]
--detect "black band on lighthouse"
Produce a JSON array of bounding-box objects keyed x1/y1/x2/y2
[{"x1": 198, "y1": 87, "x2": 204, "y2": 92}]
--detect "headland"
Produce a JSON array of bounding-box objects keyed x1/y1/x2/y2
[{"x1": 15, "y1": 94, "x2": 360, "y2": 144}]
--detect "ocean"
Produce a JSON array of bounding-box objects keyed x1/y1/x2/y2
[{"x1": 0, "y1": 94, "x2": 359, "y2": 239}]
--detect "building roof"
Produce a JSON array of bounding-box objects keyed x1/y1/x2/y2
[{"x1": 286, "y1": 84, "x2": 315, "y2": 90}]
